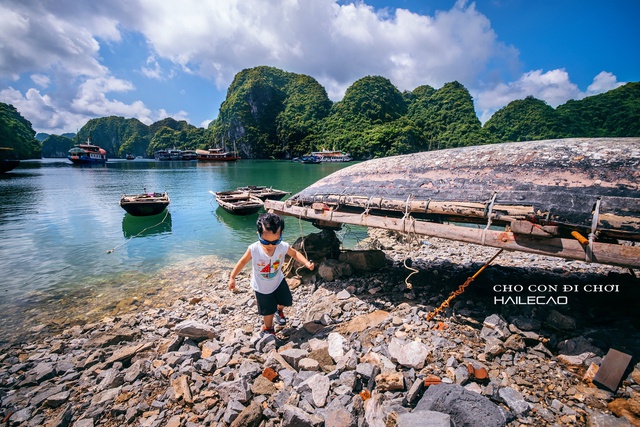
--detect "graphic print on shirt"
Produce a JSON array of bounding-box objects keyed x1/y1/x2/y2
[{"x1": 258, "y1": 258, "x2": 280, "y2": 279}]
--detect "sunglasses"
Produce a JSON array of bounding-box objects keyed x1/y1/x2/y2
[{"x1": 258, "y1": 236, "x2": 282, "y2": 245}]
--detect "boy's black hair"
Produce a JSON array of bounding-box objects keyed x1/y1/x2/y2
[{"x1": 257, "y1": 212, "x2": 285, "y2": 235}]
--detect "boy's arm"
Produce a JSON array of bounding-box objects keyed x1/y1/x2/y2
[
  {"x1": 287, "y1": 247, "x2": 315, "y2": 270},
  {"x1": 228, "y1": 249, "x2": 252, "y2": 291}
]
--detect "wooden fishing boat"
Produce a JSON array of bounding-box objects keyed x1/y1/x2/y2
[
  {"x1": 212, "y1": 190, "x2": 264, "y2": 215},
  {"x1": 266, "y1": 138, "x2": 640, "y2": 269},
  {"x1": 237, "y1": 185, "x2": 290, "y2": 201},
  {"x1": 196, "y1": 148, "x2": 240, "y2": 161},
  {"x1": 119, "y1": 191, "x2": 170, "y2": 216}
]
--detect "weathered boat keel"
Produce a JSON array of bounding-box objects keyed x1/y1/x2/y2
[{"x1": 266, "y1": 138, "x2": 640, "y2": 269}]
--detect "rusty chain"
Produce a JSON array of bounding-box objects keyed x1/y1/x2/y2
[{"x1": 426, "y1": 249, "x2": 504, "y2": 322}]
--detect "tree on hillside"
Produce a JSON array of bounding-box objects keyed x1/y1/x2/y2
[
  {"x1": 79, "y1": 116, "x2": 150, "y2": 158},
  {"x1": 321, "y1": 76, "x2": 409, "y2": 158},
  {"x1": 276, "y1": 74, "x2": 332, "y2": 157},
  {"x1": 407, "y1": 81, "x2": 490, "y2": 150},
  {"x1": 41, "y1": 134, "x2": 74, "y2": 158},
  {"x1": 557, "y1": 82, "x2": 640, "y2": 137},
  {"x1": 483, "y1": 96, "x2": 567, "y2": 142},
  {"x1": 0, "y1": 102, "x2": 41, "y2": 159}
]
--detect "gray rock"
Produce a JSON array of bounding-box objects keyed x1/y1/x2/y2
[
  {"x1": 298, "y1": 373, "x2": 331, "y2": 407},
  {"x1": 545, "y1": 310, "x2": 577, "y2": 331},
  {"x1": 396, "y1": 411, "x2": 452, "y2": 427},
  {"x1": 218, "y1": 377, "x2": 251, "y2": 404},
  {"x1": 388, "y1": 337, "x2": 429, "y2": 369},
  {"x1": 282, "y1": 404, "x2": 323, "y2": 427},
  {"x1": 497, "y1": 387, "x2": 530, "y2": 415},
  {"x1": 256, "y1": 334, "x2": 276, "y2": 353},
  {"x1": 238, "y1": 360, "x2": 262, "y2": 379},
  {"x1": 336, "y1": 290, "x2": 351, "y2": 300},
  {"x1": 174, "y1": 320, "x2": 216, "y2": 339},
  {"x1": 415, "y1": 384, "x2": 512, "y2": 427},
  {"x1": 280, "y1": 348, "x2": 309, "y2": 370},
  {"x1": 44, "y1": 390, "x2": 71, "y2": 408},
  {"x1": 586, "y1": 409, "x2": 633, "y2": 426},
  {"x1": 321, "y1": 403, "x2": 357, "y2": 427},
  {"x1": 229, "y1": 401, "x2": 263, "y2": 427},
  {"x1": 328, "y1": 332, "x2": 348, "y2": 362},
  {"x1": 318, "y1": 259, "x2": 353, "y2": 282},
  {"x1": 338, "y1": 250, "x2": 386, "y2": 271},
  {"x1": 481, "y1": 314, "x2": 511, "y2": 341},
  {"x1": 223, "y1": 400, "x2": 247, "y2": 424}
]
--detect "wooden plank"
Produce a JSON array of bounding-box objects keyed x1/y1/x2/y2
[
  {"x1": 265, "y1": 200, "x2": 640, "y2": 269},
  {"x1": 593, "y1": 349, "x2": 633, "y2": 392}
]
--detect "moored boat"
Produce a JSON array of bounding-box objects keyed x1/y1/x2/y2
[
  {"x1": 211, "y1": 190, "x2": 263, "y2": 215},
  {"x1": 0, "y1": 147, "x2": 20, "y2": 173},
  {"x1": 181, "y1": 150, "x2": 198, "y2": 161},
  {"x1": 119, "y1": 191, "x2": 170, "y2": 216},
  {"x1": 197, "y1": 148, "x2": 240, "y2": 161},
  {"x1": 266, "y1": 137, "x2": 640, "y2": 269},
  {"x1": 300, "y1": 155, "x2": 321, "y2": 164},
  {"x1": 311, "y1": 149, "x2": 352, "y2": 162},
  {"x1": 154, "y1": 149, "x2": 198, "y2": 160},
  {"x1": 68, "y1": 137, "x2": 107, "y2": 164},
  {"x1": 237, "y1": 185, "x2": 290, "y2": 201}
]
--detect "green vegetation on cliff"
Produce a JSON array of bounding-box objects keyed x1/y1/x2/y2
[
  {"x1": 483, "y1": 96, "x2": 567, "y2": 142},
  {"x1": 0, "y1": 102, "x2": 40, "y2": 159},
  {"x1": 211, "y1": 66, "x2": 332, "y2": 158}
]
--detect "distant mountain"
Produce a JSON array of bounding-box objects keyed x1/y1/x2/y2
[
  {"x1": 2, "y1": 68, "x2": 639, "y2": 160},
  {"x1": 210, "y1": 66, "x2": 331, "y2": 159},
  {"x1": 41, "y1": 134, "x2": 75, "y2": 158}
]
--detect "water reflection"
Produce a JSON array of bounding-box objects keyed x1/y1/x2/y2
[{"x1": 122, "y1": 211, "x2": 172, "y2": 238}]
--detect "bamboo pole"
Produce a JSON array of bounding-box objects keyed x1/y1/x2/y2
[{"x1": 265, "y1": 200, "x2": 640, "y2": 269}]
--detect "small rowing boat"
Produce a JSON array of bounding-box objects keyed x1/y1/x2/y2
[
  {"x1": 236, "y1": 186, "x2": 290, "y2": 201},
  {"x1": 119, "y1": 191, "x2": 170, "y2": 216},
  {"x1": 211, "y1": 190, "x2": 264, "y2": 215}
]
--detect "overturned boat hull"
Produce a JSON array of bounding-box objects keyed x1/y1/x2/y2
[{"x1": 266, "y1": 138, "x2": 640, "y2": 268}]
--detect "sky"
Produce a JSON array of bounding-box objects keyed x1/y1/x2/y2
[{"x1": 0, "y1": 0, "x2": 638, "y2": 135}]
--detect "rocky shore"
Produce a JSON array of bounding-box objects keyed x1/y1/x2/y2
[{"x1": 1, "y1": 229, "x2": 639, "y2": 427}]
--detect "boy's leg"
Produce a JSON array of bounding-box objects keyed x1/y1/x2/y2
[
  {"x1": 273, "y1": 279, "x2": 292, "y2": 325},
  {"x1": 263, "y1": 314, "x2": 275, "y2": 330},
  {"x1": 255, "y1": 291, "x2": 277, "y2": 335}
]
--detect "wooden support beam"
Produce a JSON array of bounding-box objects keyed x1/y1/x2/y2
[{"x1": 265, "y1": 200, "x2": 640, "y2": 269}]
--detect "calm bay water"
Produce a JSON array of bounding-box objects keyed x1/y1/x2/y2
[{"x1": 0, "y1": 158, "x2": 362, "y2": 343}]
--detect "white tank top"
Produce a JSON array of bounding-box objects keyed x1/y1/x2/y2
[{"x1": 249, "y1": 241, "x2": 290, "y2": 294}]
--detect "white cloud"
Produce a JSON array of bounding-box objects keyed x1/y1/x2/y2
[
  {"x1": 0, "y1": 0, "x2": 631, "y2": 133},
  {"x1": 140, "y1": 55, "x2": 163, "y2": 80},
  {"x1": 587, "y1": 71, "x2": 624, "y2": 95},
  {"x1": 475, "y1": 69, "x2": 626, "y2": 123},
  {"x1": 129, "y1": 0, "x2": 509, "y2": 100},
  {"x1": 31, "y1": 74, "x2": 50, "y2": 88}
]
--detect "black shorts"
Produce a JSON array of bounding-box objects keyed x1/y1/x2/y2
[{"x1": 255, "y1": 278, "x2": 292, "y2": 315}]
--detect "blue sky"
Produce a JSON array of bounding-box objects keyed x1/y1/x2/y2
[{"x1": 0, "y1": 0, "x2": 638, "y2": 134}]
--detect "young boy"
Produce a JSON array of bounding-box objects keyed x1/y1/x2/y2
[{"x1": 228, "y1": 212, "x2": 315, "y2": 336}]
